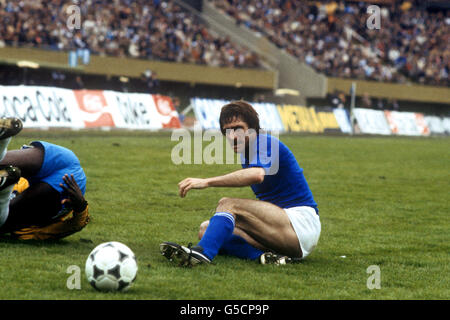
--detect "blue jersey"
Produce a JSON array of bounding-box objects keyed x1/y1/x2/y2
[
  {"x1": 241, "y1": 134, "x2": 318, "y2": 213},
  {"x1": 28, "y1": 141, "x2": 86, "y2": 196}
]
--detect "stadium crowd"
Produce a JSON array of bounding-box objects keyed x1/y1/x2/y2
[
  {"x1": 1, "y1": 0, "x2": 448, "y2": 86},
  {"x1": 0, "y1": 0, "x2": 261, "y2": 68},
  {"x1": 211, "y1": 0, "x2": 450, "y2": 86}
]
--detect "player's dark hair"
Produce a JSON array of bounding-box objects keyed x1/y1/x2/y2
[{"x1": 219, "y1": 100, "x2": 261, "y2": 135}]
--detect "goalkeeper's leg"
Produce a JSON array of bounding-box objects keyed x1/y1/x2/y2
[{"x1": 0, "y1": 118, "x2": 23, "y2": 228}]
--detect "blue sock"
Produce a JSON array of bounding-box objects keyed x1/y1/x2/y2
[
  {"x1": 219, "y1": 234, "x2": 263, "y2": 260},
  {"x1": 197, "y1": 212, "x2": 235, "y2": 260}
]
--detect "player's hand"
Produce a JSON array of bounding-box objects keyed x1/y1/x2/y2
[
  {"x1": 178, "y1": 177, "x2": 208, "y2": 198},
  {"x1": 60, "y1": 174, "x2": 87, "y2": 212}
]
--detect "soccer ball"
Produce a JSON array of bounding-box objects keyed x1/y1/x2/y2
[{"x1": 85, "y1": 241, "x2": 138, "y2": 291}]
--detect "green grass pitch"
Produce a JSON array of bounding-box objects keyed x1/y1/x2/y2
[{"x1": 0, "y1": 130, "x2": 448, "y2": 300}]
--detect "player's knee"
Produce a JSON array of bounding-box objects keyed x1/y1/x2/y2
[
  {"x1": 198, "y1": 220, "x2": 209, "y2": 240},
  {"x1": 216, "y1": 197, "x2": 234, "y2": 211},
  {"x1": 218, "y1": 197, "x2": 230, "y2": 204}
]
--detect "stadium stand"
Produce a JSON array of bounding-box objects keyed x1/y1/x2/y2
[
  {"x1": 0, "y1": 0, "x2": 448, "y2": 114},
  {"x1": 210, "y1": 0, "x2": 450, "y2": 86},
  {"x1": 0, "y1": 0, "x2": 261, "y2": 69}
]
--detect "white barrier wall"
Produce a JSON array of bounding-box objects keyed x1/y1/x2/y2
[
  {"x1": 352, "y1": 108, "x2": 391, "y2": 135},
  {"x1": 442, "y1": 118, "x2": 450, "y2": 134},
  {"x1": 0, "y1": 86, "x2": 84, "y2": 128},
  {"x1": 384, "y1": 111, "x2": 430, "y2": 136},
  {"x1": 0, "y1": 86, "x2": 447, "y2": 136},
  {"x1": 0, "y1": 86, "x2": 181, "y2": 130},
  {"x1": 191, "y1": 98, "x2": 285, "y2": 132},
  {"x1": 333, "y1": 109, "x2": 353, "y2": 134},
  {"x1": 425, "y1": 116, "x2": 447, "y2": 135},
  {"x1": 192, "y1": 98, "x2": 449, "y2": 136}
]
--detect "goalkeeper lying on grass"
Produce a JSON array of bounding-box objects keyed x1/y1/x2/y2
[{"x1": 0, "y1": 118, "x2": 90, "y2": 240}]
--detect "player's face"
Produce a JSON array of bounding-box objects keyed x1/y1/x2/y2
[{"x1": 222, "y1": 118, "x2": 255, "y2": 153}]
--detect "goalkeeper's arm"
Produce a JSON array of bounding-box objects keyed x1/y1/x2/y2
[{"x1": 12, "y1": 174, "x2": 91, "y2": 240}]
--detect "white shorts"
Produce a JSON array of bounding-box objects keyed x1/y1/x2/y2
[{"x1": 284, "y1": 206, "x2": 321, "y2": 259}]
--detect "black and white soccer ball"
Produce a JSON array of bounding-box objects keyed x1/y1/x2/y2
[{"x1": 85, "y1": 241, "x2": 138, "y2": 292}]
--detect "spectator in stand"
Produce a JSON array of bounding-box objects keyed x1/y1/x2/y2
[
  {"x1": 74, "y1": 76, "x2": 84, "y2": 90},
  {"x1": 141, "y1": 69, "x2": 160, "y2": 94},
  {"x1": 51, "y1": 71, "x2": 66, "y2": 87},
  {"x1": 361, "y1": 92, "x2": 372, "y2": 109},
  {"x1": 328, "y1": 90, "x2": 345, "y2": 109}
]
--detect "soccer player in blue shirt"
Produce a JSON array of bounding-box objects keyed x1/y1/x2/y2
[
  {"x1": 0, "y1": 118, "x2": 90, "y2": 240},
  {"x1": 161, "y1": 101, "x2": 321, "y2": 265}
]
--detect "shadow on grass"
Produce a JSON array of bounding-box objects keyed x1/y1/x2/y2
[{"x1": 0, "y1": 235, "x2": 95, "y2": 248}]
